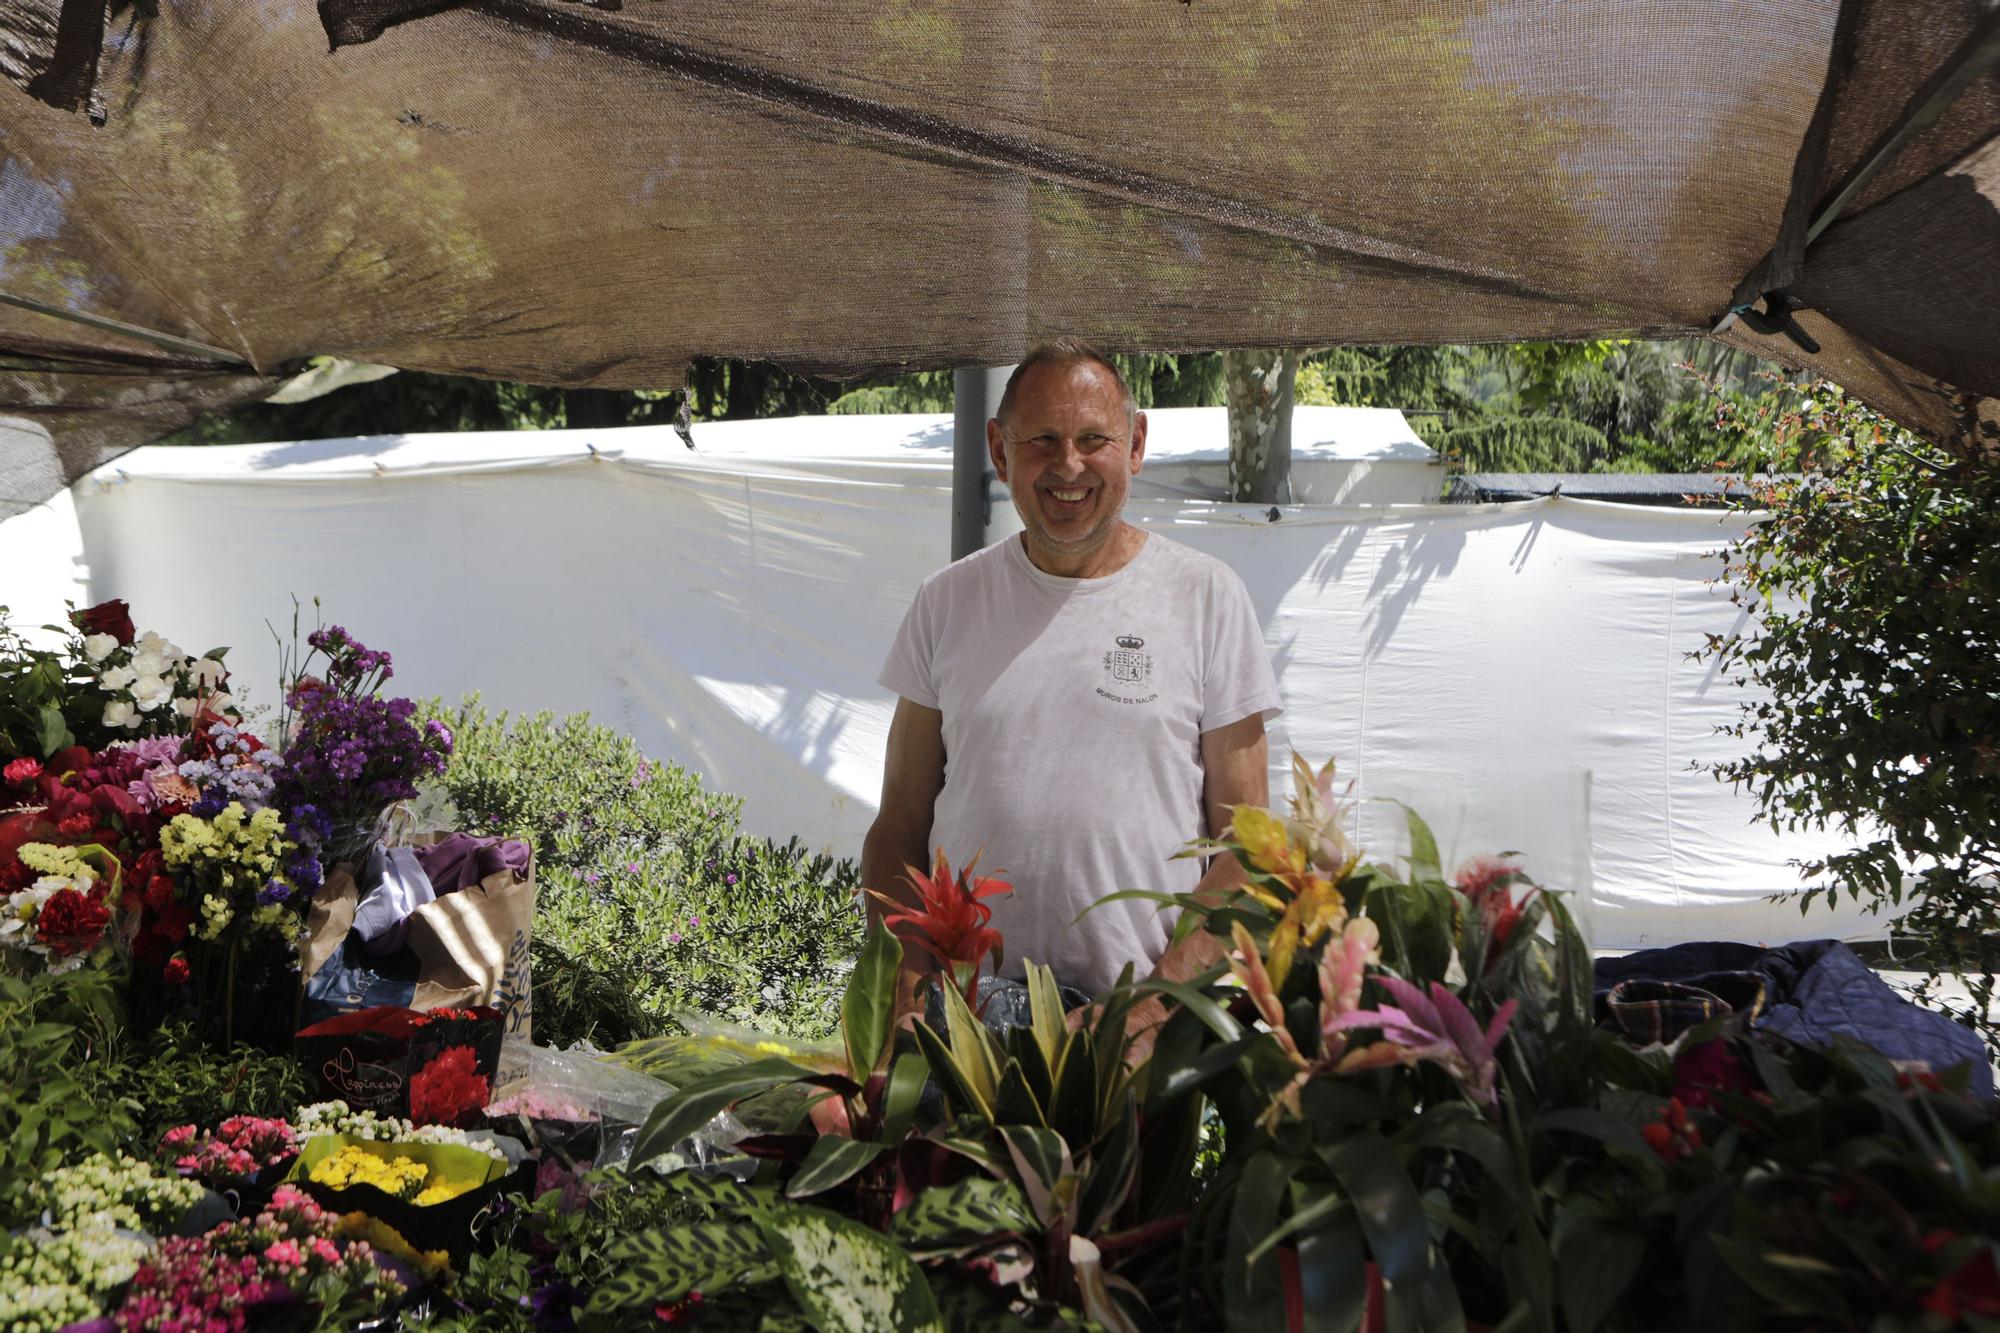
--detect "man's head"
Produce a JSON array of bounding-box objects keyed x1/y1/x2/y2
[{"x1": 987, "y1": 339, "x2": 1147, "y2": 575}]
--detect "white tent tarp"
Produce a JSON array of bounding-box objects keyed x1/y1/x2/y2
[{"x1": 9, "y1": 409, "x2": 1874, "y2": 950}]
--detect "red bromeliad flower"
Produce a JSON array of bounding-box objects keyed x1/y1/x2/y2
[
  {"x1": 867, "y1": 850, "x2": 1011, "y2": 1008},
  {"x1": 1453, "y1": 855, "x2": 1539, "y2": 951},
  {"x1": 1640, "y1": 1097, "x2": 1702, "y2": 1161},
  {"x1": 1923, "y1": 1232, "x2": 2000, "y2": 1320}
]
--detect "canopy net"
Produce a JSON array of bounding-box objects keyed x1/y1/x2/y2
[{"x1": 1, "y1": 0, "x2": 1995, "y2": 516}]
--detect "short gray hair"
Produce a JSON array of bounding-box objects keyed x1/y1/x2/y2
[{"x1": 995, "y1": 337, "x2": 1137, "y2": 427}]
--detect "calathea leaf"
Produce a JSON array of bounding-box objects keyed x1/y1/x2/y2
[
  {"x1": 889, "y1": 1175, "x2": 1038, "y2": 1249},
  {"x1": 757, "y1": 1202, "x2": 945, "y2": 1333},
  {"x1": 591, "y1": 1219, "x2": 777, "y2": 1311}
]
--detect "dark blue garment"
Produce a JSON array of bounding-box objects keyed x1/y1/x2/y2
[
  {"x1": 1594, "y1": 939, "x2": 1991, "y2": 1098},
  {"x1": 300, "y1": 931, "x2": 420, "y2": 1027}
]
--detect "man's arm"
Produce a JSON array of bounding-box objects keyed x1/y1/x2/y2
[
  {"x1": 862, "y1": 698, "x2": 947, "y2": 1013},
  {"x1": 1114, "y1": 712, "x2": 1269, "y2": 1052}
]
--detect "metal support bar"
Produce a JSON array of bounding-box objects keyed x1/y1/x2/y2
[
  {"x1": 951, "y1": 365, "x2": 1012, "y2": 561},
  {"x1": 1806, "y1": 8, "x2": 2000, "y2": 246},
  {"x1": 1713, "y1": 6, "x2": 2000, "y2": 337},
  {"x1": 0, "y1": 291, "x2": 253, "y2": 366}
]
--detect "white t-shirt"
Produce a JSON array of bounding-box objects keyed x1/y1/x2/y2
[{"x1": 879, "y1": 531, "x2": 1282, "y2": 993}]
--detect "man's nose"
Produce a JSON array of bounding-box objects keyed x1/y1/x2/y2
[{"x1": 1050, "y1": 439, "x2": 1086, "y2": 475}]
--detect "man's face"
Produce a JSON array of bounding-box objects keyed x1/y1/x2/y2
[{"x1": 987, "y1": 359, "x2": 1146, "y2": 568}]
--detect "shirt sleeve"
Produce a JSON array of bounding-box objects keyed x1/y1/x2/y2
[
  {"x1": 1200, "y1": 565, "x2": 1283, "y2": 731},
  {"x1": 877, "y1": 578, "x2": 939, "y2": 709}
]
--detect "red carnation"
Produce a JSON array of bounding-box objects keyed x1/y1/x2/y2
[
  {"x1": 408, "y1": 1044, "x2": 490, "y2": 1128},
  {"x1": 72, "y1": 599, "x2": 135, "y2": 645},
  {"x1": 56, "y1": 814, "x2": 93, "y2": 842},
  {"x1": 3, "y1": 757, "x2": 41, "y2": 787},
  {"x1": 36, "y1": 887, "x2": 112, "y2": 957},
  {"x1": 163, "y1": 955, "x2": 190, "y2": 985}
]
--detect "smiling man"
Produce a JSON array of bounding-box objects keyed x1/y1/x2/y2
[{"x1": 865, "y1": 338, "x2": 1282, "y2": 1043}]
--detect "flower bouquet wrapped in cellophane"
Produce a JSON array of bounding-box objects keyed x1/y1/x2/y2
[{"x1": 288, "y1": 1133, "x2": 522, "y2": 1271}]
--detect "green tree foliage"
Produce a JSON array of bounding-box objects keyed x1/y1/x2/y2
[
  {"x1": 163, "y1": 340, "x2": 1786, "y2": 479},
  {"x1": 1699, "y1": 382, "x2": 2000, "y2": 1048}
]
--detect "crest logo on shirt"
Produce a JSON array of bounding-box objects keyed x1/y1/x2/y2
[{"x1": 1104, "y1": 633, "x2": 1151, "y2": 686}]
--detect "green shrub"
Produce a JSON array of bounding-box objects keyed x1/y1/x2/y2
[
  {"x1": 426, "y1": 698, "x2": 863, "y2": 1045},
  {"x1": 86, "y1": 1024, "x2": 310, "y2": 1143},
  {"x1": 0, "y1": 969, "x2": 138, "y2": 1226}
]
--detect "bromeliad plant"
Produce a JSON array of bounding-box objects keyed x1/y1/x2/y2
[{"x1": 585, "y1": 757, "x2": 2000, "y2": 1333}]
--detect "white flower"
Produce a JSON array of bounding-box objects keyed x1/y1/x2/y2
[
  {"x1": 173, "y1": 696, "x2": 198, "y2": 718},
  {"x1": 130, "y1": 674, "x2": 172, "y2": 712},
  {"x1": 101, "y1": 699, "x2": 137, "y2": 729},
  {"x1": 83, "y1": 633, "x2": 117, "y2": 662},
  {"x1": 99, "y1": 664, "x2": 135, "y2": 689},
  {"x1": 192, "y1": 657, "x2": 227, "y2": 688},
  {"x1": 128, "y1": 631, "x2": 179, "y2": 677}
]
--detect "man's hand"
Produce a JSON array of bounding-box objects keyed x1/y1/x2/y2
[{"x1": 1066, "y1": 993, "x2": 1170, "y2": 1067}]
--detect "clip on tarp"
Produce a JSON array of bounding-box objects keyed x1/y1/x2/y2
[{"x1": 1734, "y1": 292, "x2": 1821, "y2": 356}]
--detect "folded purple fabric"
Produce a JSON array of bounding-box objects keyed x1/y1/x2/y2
[{"x1": 412, "y1": 832, "x2": 532, "y2": 895}]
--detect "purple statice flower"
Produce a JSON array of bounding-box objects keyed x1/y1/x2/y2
[
  {"x1": 191, "y1": 786, "x2": 229, "y2": 819},
  {"x1": 257, "y1": 880, "x2": 293, "y2": 906},
  {"x1": 284, "y1": 852, "x2": 323, "y2": 897},
  {"x1": 273, "y1": 648, "x2": 450, "y2": 831},
  {"x1": 287, "y1": 803, "x2": 333, "y2": 853}
]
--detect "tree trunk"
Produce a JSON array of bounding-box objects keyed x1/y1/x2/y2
[{"x1": 1224, "y1": 348, "x2": 1298, "y2": 503}]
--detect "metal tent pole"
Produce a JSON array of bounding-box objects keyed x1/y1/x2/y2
[{"x1": 951, "y1": 365, "x2": 1012, "y2": 560}]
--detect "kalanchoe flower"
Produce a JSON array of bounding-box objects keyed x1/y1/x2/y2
[
  {"x1": 867, "y1": 849, "x2": 1011, "y2": 1010},
  {"x1": 1326, "y1": 974, "x2": 1518, "y2": 1108}
]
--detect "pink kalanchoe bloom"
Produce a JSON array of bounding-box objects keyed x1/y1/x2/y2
[
  {"x1": 310, "y1": 1237, "x2": 341, "y2": 1265},
  {"x1": 263, "y1": 1239, "x2": 304, "y2": 1267},
  {"x1": 1327, "y1": 975, "x2": 1518, "y2": 1107}
]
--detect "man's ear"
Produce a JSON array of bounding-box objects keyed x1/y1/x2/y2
[
  {"x1": 1129, "y1": 410, "x2": 1148, "y2": 474},
  {"x1": 987, "y1": 418, "x2": 1009, "y2": 482}
]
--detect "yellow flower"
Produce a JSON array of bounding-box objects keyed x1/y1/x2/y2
[
  {"x1": 1230, "y1": 805, "x2": 1306, "y2": 879},
  {"x1": 1265, "y1": 874, "x2": 1347, "y2": 991},
  {"x1": 310, "y1": 1145, "x2": 430, "y2": 1200},
  {"x1": 337, "y1": 1213, "x2": 453, "y2": 1278},
  {"x1": 16, "y1": 843, "x2": 90, "y2": 878}
]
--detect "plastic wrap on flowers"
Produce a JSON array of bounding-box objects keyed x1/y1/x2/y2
[
  {"x1": 286, "y1": 1134, "x2": 523, "y2": 1271},
  {"x1": 295, "y1": 1004, "x2": 501, "y2": 1121}
]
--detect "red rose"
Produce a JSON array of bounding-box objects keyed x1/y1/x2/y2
[
  {"x1": 36, "y1": 887, "x2": 112, "y2": 957},
  {"x1": 56, "y1": 814, "x2": 93, "y2": 842},
  {"x1": 72, "y1": 599, "x2": 135, "y2": 645},
  {"x1": 3, "y1": 757, "x2": 41, "y2": 787},
  {"x1": 163, "y1": 955, "x2": 190, "y2": 985}
]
